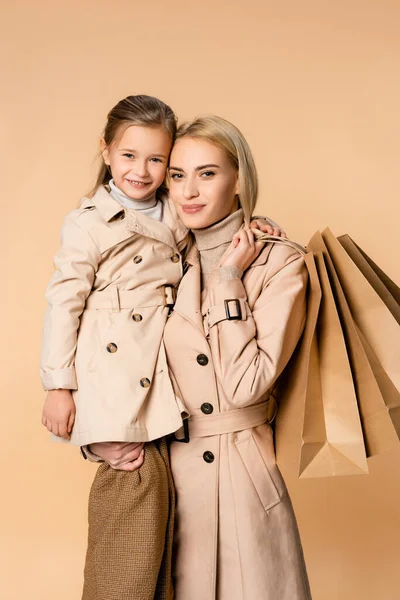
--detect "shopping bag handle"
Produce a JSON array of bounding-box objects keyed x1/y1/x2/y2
[{"x1": 253, "y1": 231, "x2": 307, "y2": 256}]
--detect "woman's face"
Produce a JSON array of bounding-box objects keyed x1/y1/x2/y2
[{"x1": 168, "y1": 137, "x2": 239, "y2": 229}]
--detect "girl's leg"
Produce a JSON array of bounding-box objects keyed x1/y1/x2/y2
[{"x1": 82, "y1": 439, "x2": 174, "y2": 600}]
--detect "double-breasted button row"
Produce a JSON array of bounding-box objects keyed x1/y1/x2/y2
[
  {"x1": 106, "y1": 344, "x2": 150, "y2": 388},
  {"x1": 203, "y1": 451, "x2": 214, "y2": 463}
]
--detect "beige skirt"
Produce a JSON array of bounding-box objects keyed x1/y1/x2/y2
[{"x1": 82, "y1": 438, "x2": 174, "y2": 600}]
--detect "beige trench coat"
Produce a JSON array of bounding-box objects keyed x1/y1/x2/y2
[
  {"x1": 40, "y1": 186, "x2": 188, "y2": 445},
  {"x1": 164, "y1": 241, "x2": 312, "y2": 600}
]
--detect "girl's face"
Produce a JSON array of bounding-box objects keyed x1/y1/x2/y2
[
  {"x1": 101, "y1": 125, "x2": 172, "y2": 201},
  {"x1": 168, "y1": 137, "x2": 239, "y2": 229}
]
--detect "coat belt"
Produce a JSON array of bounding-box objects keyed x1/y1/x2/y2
[
  {"x1": 173, "y1": 398, "x2": 277, "y2": 440},
  {"x1": 85, "y1": 285, "x2": 176, "y2": 311}
]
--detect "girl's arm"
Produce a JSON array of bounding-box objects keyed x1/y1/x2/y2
[
  {"x1": 206, "y1": 230, "x2": 307, "y2": 409},
  {"x1": 40, "y1": 212, "x2": 101, "y2": 391}
]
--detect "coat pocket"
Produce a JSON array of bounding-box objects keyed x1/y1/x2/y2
[{"x1": 235, "y1": 432, "x2": 282, "y2": 511}]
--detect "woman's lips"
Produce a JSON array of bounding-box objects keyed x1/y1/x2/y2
[{"x1": 181, "y1": 204, "x2": 205, "y2": 214}]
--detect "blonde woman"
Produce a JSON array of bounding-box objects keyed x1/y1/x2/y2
[{"x1": 92, "y1": 115, "x2": 311, "y2": 599}]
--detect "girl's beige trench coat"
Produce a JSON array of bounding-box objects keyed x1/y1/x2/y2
[
  {"x1": 40, "y1": 186, "x2": 188, "y2": 445},
  {"x1": 164, "y1": 241, "x2": 312, "y2": 600}
]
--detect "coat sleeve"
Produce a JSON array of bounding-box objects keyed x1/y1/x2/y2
[
  {"x1": 206, "y1": 248, "x2": 308, "y2": 408},
  {"x1": 40, "y1": 212, "x2": 101, "y2": 391}
]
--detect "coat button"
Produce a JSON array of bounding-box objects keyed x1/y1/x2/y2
[
  {"x1": 132, "y1": 313, "x2": 143, "y2": 322},
  {"x1": 140, "y1": 378, "x2": 151, "y2": 388},
  {"x1": 106, "y1": 343, "x2": 118, "y2": 353},
  {"x1": 170, "y1": 253, "x2": 180, "y2": 263},
  {"x1": 133, "y1": 255, "x2": 143, "y2": 264},
  {"x1": 203, "y1": 451, "x2": 214, "y2": 463},
  {"x1": 201, "y1": 403, "x2": 214, "y2": 415},
  {"x1": 196, "y1": 354, "x2": 209, "y2": 366}
]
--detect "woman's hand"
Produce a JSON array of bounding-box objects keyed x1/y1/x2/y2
[
  {"x1": 220, "y1": 228, "x2": 264, "y2": 272},
  {"x1": 42, "y1": 389, "x2": 76, "y2": 440},
  {"x1": 250, "y1": 219, "x2": 287, "y2": 238},
  {"x1": 88, "y1": 441, "x2": 145, "y2": 471}
]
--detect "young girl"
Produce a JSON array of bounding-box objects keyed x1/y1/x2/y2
[
  {"x1": 40, "y1": 95, "x2": 188, "y2": 600},
  {"x1": 40, "y1": 95, "x2": 281, "y2": 600}
]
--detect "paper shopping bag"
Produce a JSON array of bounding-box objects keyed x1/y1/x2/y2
[
  {"x1": 275, "y1": 250, "x2": 368, "y2": 479},
  {"x1": 308, "y1": 232, "x2": 400, "y2": 457},
  {"x1": 321, "y1": 228, "x2": 400, "y2": 395},
  {"x1": 338, "y1": 234, "x2": 400, "y2": 324}
]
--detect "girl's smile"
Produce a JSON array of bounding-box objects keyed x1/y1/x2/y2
[{"x1": 101, "y1": 124, "x2": 172, "y2": 202}]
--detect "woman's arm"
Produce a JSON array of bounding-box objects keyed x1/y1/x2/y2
[
  {"x1": 40, "y1": 212, "x2": 101, "y2": 391},
  {"x1": 207, "y1": 236, "x2": 307, "y2": 409}
]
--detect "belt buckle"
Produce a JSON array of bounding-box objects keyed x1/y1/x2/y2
[
  {"x1": 163, "y1": 285, "x2": 176, "y2": 310},
  {"x1": 224, "y1": 299, "x2": 242, "y2": 320},
  {"x1": 172, "y1": 419, "x2": 190, "y2": 443}
]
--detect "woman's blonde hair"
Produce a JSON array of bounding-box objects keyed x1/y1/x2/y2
[{"x1": 175, "y1": 115, "x2": 258, "y2": 224}]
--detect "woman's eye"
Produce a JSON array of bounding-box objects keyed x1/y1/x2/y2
[
  {"x1": 201, "y1": 171, "x2": 215, "y2": 178},
  {"x1": 170, "y1": 173, "x2": 183, "y2": 180}
]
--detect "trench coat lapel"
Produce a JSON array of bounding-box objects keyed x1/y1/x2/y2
[{"x1": 173, "y1": 247, "x2": 204, "y2": 333}]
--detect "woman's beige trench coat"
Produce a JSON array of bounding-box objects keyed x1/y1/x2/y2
[
  {"x1": 164, "y1": 241, "x2": 312, "y2": 600},
  {"x1": 40, "y1": 186, "x2": 188, "y2": 445}
]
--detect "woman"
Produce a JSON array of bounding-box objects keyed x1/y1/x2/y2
[{"x1": 91, "y1": 115, "x2": 311, "y2": 599}]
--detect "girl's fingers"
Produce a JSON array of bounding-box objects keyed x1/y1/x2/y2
[
  {"x1": 58, "y1": 422, "x2": 67, "y2": 438},
  {"x1": 67, "y1": 411, "x2": 75, "y2": 433},
  {"x1": 46, "y1": 419, "x2": 53, "y2": 432},
  {"x1": 51, "y1": 422, "x2": 60, "y2": 437},
  {"x1": 59, "y1": 422, "x2": 71, "y2": 440}
]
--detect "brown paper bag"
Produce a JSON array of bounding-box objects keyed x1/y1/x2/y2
[
  {"x1": 321, "y1": 228, "x2": 400, "y2": 395},
  {"x1": 275, "y1": 250, "x2": 368, "y2": 479},
  {"x1": 338, "y1": 234, "x2": 400, "y2": 324},
  {"x1": 308, "y1": 232, "x2": 400, "y2": 457}
]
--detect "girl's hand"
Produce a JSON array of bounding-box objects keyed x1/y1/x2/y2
[
  {"x1": 89, "y1": 441, "x2": 145, "y2": 471},
  {"x1": 250, "y1": 219, "x2": 287, "y2": 238},
  {"x1": 42, "y1": 389, "x2": 76, "y2": 440},
  {"x1": 221, "y1": 228, "x2": 264, "y2": 272}
]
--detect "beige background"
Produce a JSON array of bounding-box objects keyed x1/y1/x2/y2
[{"x1": 2, "y1": 0, "x2": 400, "y2": 598}]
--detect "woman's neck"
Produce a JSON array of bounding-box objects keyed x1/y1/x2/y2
[{"x1": 192, "y1": 208, "x2": 244, "y2": 286}]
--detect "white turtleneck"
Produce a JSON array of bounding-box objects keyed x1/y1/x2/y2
[{"x1": 108, "y1": 179, "x2": 164, "y2": 222}]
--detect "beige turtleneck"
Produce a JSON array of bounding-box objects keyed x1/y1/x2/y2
[{"x1": 192, "y1": 209, "x2": 245, "y2": 289}]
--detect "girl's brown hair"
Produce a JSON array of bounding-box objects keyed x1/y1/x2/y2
[{"x1": 90, "y1": 94, "x2": 177, "y2": 197}]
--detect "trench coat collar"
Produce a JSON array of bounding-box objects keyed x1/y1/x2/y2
[
  {"x1": 85, "y1": 186, "x2": 188, "y2": 252},
  {"x1": 173, "y1": 246, "x2": 204, "y2": 333},
  {"x1": 125, "y1": 197, "x2": 188, "y2": 251},
  {"x1": 88, "y1": 185, "x2": 126, "y2": 222}
]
